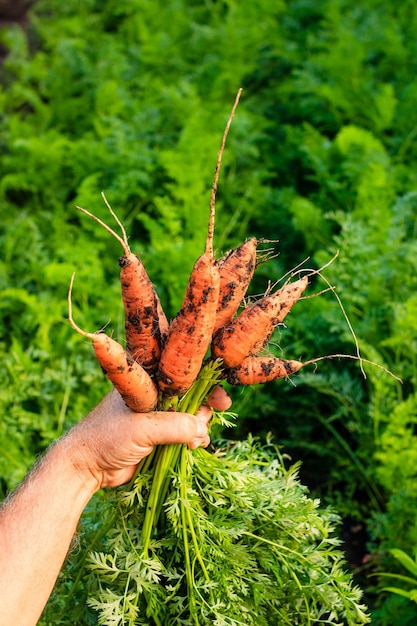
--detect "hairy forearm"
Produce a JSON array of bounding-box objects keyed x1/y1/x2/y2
[{"x1": 0, "y1": 437, "x2": 99, "y2": 626}]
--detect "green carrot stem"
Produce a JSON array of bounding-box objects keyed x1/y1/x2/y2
[
  {"x1": 180, "y1": 443, "x2": 198, "y2": 625},
  {"x1": 126, "y1": 445, "x2": 158, "y2": 494},
  {"x1": 181, "y1": 446, "x2": 212, "y2": 587},
  {"x1": 141, "y1": 443, "x2": 179, "y2": 557},
  {"x1": 155, "y1": 443, "x2": 183, "y2": 515},
  {"x1": 151, "y1": 443, "x2": 182, "y2": 522},
  {"x1": 139, "y1": 445, "x2": 158, "y2": 476}
]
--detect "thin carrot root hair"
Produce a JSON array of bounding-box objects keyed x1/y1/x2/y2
[
  {"x1": 101, "y1": 191, "x2": 129, "y2": 243},
  {"x1": 252, "y1": 238, "x2": 280, "y2": 268},
  {"x1": 208, "y1": 87, "x2": 242, "y2": 257},
  {"x1": 267, "y1": 251, "x2": 337, "y2": 291},
  {"x1": 302, "y1": 353, "x2": 402, "y2": 383},
  {"x1": 294, "y1": 251, "x2": 366, "y2": 377},
  {"x1": 255, "y1": 248, "x2": 280, "y2": 267},
  {"x1": 296, "y1": 286, "x2": 336, "y2": 301},
  {"x1": 67, "y1": 273, "x2": 113, "y2": 339},
  {"x1": 241, "y1": 273, "x2": 310, "y2": 308},
  {"x1": 68, "y1": 273, "x2": 95, "y2": 339},
  {"x1": 244, "y1": 257, "x2": 312, "y2": 304},
  {"x1": 76, "y1": 203, "x2": 131, "y2": 258},
  {"x1": 270, "y1": 256, "x2": 311, "y2": 287},
  {"x1": 274, "y1": 250, "x2": 368, "y2": 379},
  {"x1": 267, "y1": 252, "x2": 336, "y2": 290}
]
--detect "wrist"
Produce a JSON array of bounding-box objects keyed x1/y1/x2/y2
[{"x1": 52, "y1": 432, "x2": 102, "y2": 497}]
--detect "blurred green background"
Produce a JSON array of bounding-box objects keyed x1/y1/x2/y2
[{"x1": 2, "y1": 0, "x2": 417, "y2": 622}]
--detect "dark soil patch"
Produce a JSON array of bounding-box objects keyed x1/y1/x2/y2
[
  {"x1": 0, "y1": 0, "x2": 35, "y2": 63},
  {"x1": 0, "y1": 0, "x2": 34, "y2": 22}
]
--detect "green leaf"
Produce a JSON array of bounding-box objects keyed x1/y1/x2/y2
[
  {"x1": 383, "y1": 587, "x2": 417, "y2": 603},
  {"x1": 390, "y1": 549, "x2": 417, "y2": 579}
]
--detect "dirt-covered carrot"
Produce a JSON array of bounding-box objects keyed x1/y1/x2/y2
[
  {"x1": 228, "y1": 351, "x2": 404, "y2": 386},
  {"x1": 119, "y1": 253, "x2": 168, "y2": 373},
  {"x1": 68, "y1": 274, "x2": 158, "y2": 412},
  {"x1": 157, "y1": 91, "x2": 243, "y2": 397},
  {"x1": 212, "y1": 276, "x2": 308, "y2": 368},
  {"x1": 213, "y1": 237, "x2": 258, "y2": 332},
  {"x1": 227, "y1": 355, "x2": 304, "y2": 385},
  {"x1": 77, "y1": 200, "x2": 168, "y2": 374},
  {"x1": 157, "y1": 251, "x2": 220, "y2": 397}
]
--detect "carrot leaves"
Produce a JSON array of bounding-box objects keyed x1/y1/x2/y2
[{"x1": 82, "y1": 439, "x2": 369, "y2": 625}]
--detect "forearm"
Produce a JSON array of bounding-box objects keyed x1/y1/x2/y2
[{"x1": 0, "y1": 437, "x2": 99, "y2": 626}]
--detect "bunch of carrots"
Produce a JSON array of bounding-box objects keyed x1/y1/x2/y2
[
  {"x1": 69, "y1": 91, "x2": 312, "y2": 417},
  {"x1": 68, "y1": 92, "x2": 388, "y2": 622}
]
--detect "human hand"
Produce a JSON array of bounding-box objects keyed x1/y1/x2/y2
[{"x1": 63, "y1": 387, "x2": 232, "y2": 490}]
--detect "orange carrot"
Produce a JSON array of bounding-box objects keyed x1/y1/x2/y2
[
  {"x1": 213, "y1": 237, "x2": 258, "y2": 332},
  {"x1": 157, "y1": 253, "x2": 220, "y2": 397},
  {"x1": 157, "y1": 90, "x2": 243, "y2": 397},
  {"x1": 119, "y1": 254, "x2": 168, "y2": 373},
  {"x1": 227, "y1": 355, "x2": 304, "y2": 385},
  {"x1": 212, "y1": 276, "x2": 308, "y2": 368},
  {"x1": 227, "y1": 353, "x2": 403, "y2": 386},
  {"x1": 77, "y1": 200, "x2": 168, "y2": 374},
  {"x1": 68, "y1": 274, "x2": 158, "y2": 412}
]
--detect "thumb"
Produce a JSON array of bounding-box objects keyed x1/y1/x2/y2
[{"x1": 140, "y1": 407, "x2": 211, "y2": 450}]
